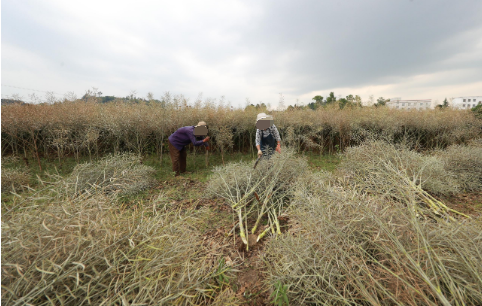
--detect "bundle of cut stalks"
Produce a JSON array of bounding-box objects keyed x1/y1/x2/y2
[
  {"x1": 206, "y1": 149, "x2": 308, "y2": 250},
  {"x1": 1, "y1": 191, "x2": 228, "y2": 305},
  {"x1": 264, "y1": 171, "x2": 482, "y2": 305},
  {"x1": 338, "y1": 140, "x2": 470, "y2": 221},
  {"x1": 435, "y1": 142, "x2": 482, "y2": 192},
  {"x1": 58, "y1": 153, "x2": 156, "y2": 197}
]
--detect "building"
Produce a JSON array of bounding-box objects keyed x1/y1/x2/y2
[
  {"x1": 387, "y1": 98, "x2": 432, "y2": 110},
  {"x1": 451, "y1": 96, "x2": 482, "y2": 109}
]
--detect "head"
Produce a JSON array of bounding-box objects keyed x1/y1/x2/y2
[
  {"x1": 256, "y1": 113, "x2": 273, "y2": 130},
  {"x1": 194, "y1": 121, "x2": 208, "y2": 137}
]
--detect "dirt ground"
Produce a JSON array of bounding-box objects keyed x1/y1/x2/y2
[{"x1": 440, "y1": 192, "x2": 482, "y2": 217}]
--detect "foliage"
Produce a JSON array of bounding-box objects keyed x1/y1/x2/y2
[
  {"x1": 375, "y1": 96, "x2": 387, "y2": 107},
  {"x1": 472, "y1": 103, "x2": 482, "y2": 119},
  {"x1": 2, "y1": 100, "x2": 481, "y2": 160},
  {"x1": 269, "y1": 280, "x2": 289, "y2": 306}
]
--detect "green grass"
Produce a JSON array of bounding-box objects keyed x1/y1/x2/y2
[
  {"x1": 1, "y1": 149, "x2": 340, "y2": 213},
  {"x1": 304, "y1": 151, "x2": 342, "y2": 172}
]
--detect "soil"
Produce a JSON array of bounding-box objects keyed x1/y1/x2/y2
[
  {"x1": 201, "y1": 219, "x2": 271, "y2": 305},
  {"x1": 438, "y1": 192, "x2": 482, "y2": 218}
]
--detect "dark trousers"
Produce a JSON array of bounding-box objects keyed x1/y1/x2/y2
[
  {"x1": 261, "y1": 132, "x2": 276, "y2": 160},
  {"x1": 168, "y1": 140, "x2": 187, "y2": 176}
]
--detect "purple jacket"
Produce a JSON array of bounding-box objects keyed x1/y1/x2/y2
[{"x1": 168, "y1": 126, "x2": 208, "y2": 151}]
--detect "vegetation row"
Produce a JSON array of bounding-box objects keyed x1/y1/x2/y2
[{"x1": 2, "y1": 98, "x2": 481, "y2": 169}]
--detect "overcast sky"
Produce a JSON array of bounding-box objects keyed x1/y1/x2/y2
[{"x1": 2, "y1": 0, "x2": 482, "y2": 108}]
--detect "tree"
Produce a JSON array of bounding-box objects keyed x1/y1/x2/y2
[
  {"x1": 312, "y1": 95, "x2": 324, "y2": 104},
  {"x1": 436, "y1": 98, "x2": 449, "y2": 109},
  {"x1": 355, "y1": 95, "x2": 362, "y2": 107},
  {"x1": 338, "y1": 98, "x2": 348, "y2": 109},
  {"x1": 326, "y1": 92, "x2": 336, "y2": 104},
  {"x1": 375, "y1": 97, "x2": 387, "y2": 107},
  {"x1": 472, "y1": 103, "x2": 482, "y2": 119},
  {"x1": 308, "y1": 95, "x2": 324, "y2": 110},
  {"x1": 129, "y1": 90, "x2": 137, "y2": 101},
  {"x1": 306, "y1": 102, "x2": 317, "y2": 110},
  {"x1": 346, "y1": 94, "x2": 354, "y2": 103}
]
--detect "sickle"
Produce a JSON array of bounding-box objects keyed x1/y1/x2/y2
[{"x1": 253, "y1": 155, "x2": 262, "y2": 169}]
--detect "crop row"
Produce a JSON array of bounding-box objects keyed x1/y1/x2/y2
[{"x1": 2, "y1": 101, "x2": 481, "y2": 164}]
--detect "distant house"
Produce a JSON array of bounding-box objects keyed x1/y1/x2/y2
[
  {"x1": 386, "y1": 98, "x2": 432, "y2": 110},
  {"x1": 451, "y1": 96, "x2": 482, "y2": 109}
]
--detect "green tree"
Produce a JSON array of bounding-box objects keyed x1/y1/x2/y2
[
  {"x1": 375, "y1": 97, "x2": 387, "y2": 107},
  {"x1": 472, "y1": 103, "x2": 482, "y2": 119},
  {"x1": 308, "y1": 95, "x2": 324, "y2": 110},
  {"x1": 312, "y1": 95, "x2": 324, "y2": 103},
  {"x1": 437, "y1": 98, "x2": 449, "y2": 109},
  {"x1": 338, "y1": 98, "x2": 348, "y2": 109},
  {"x1": 346, "y1": 94, "x2": 354, "y2": 103},
  {"x1": 326, "y1": 92, "x2": 336, "y2": 104}
]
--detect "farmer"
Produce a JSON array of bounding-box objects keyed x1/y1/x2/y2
[
  {"x1": 168, "y1": 121, "x2": 210, "y2": 176},
  {"x1": 255, "y1": 113, "x2": 281, "y2": 159}
]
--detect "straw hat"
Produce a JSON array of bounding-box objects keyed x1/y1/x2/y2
[
  {"x1": 256, "y1": 113, "x2": 273, "y2": 123},
  {"x1": 196, "y1": 121, "x2": 207, "y2": 127}
]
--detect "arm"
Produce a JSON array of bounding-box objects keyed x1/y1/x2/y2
[
  {"x1": 188, "y1": 127, "x2": 208, "y2": 147},
  {"x1": 255, "y1": 130, "x2": 262, "y2": 157},
  {"x1": 272, "y1": 125, "x2": 281, "y2": 153}
]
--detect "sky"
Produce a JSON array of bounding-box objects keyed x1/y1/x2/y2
[{"x1": 2, "y1": 0, "x2": 482, "y2": 108}]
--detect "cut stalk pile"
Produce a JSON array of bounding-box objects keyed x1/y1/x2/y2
[
  {"x1": 339, "y1": 140, "x2": 472, "y2": 221},
  {"x1": 206, "y1": 149, "x2": 308, "y2": 250}
]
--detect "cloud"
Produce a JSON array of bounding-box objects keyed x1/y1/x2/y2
[{"x1": 2, "y1": 0, "x2": 482, "y2": 107}]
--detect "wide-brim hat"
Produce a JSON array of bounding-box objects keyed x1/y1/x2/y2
[
  {"x1": 195, "y1": 121, "x2": 207, "y2": 127},
  {"x1": 256, "y1": 113, "x2": 273, "y2": 123}
]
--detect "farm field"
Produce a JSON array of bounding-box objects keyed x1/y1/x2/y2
[{"x1": 2, "y1": 102, "x2": 482, "y2": 305}]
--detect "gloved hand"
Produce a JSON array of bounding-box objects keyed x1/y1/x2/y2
[
  {"x1": 257, "y1": 150, "x2": 263, "y2": 158},
  {"x1": 203, "y1": 136, "x2": 210, "y2": 142},
  {"x1": 276, "y1": 144, "x2": 281, "y2": 153}
]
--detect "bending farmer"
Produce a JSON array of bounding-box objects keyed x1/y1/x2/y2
[
  {"x1": 255, "y1": 113, "x2": 281, "y2": 159},
  {"x1": 168, "y1": 121, "x2": 210, "y2": 176}
]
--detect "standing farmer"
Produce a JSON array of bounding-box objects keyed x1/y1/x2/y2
[
  {"x1": 168, "y1": 121, "x2": 210, "y2": 176},
  {"x1": 255, "y1": 113, "x2": 281, "y2": 159}
]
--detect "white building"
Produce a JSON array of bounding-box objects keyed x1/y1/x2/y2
[
  {"x1": 387, "y1": 98, "x2": 432, "y2": 110},
  {"x1": 451, "y1": 96, "x2": 482, "y2": 109}
]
